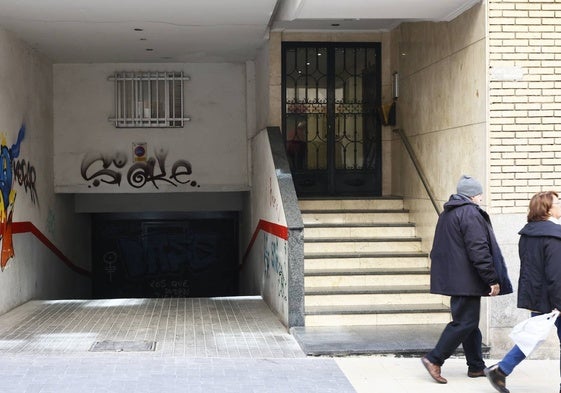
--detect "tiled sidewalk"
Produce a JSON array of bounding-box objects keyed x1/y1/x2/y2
[
  {"x1": 0, "y1": 297, "x2": 304, "y2": 358},
  {"x1": 336, "y1": 356, "x2": 559, "y2": 393},
  {"x1": 0, "y1": 297, "x2": 356, "y2": 393},
  {"x1": 0, "y1": 355, "x2": 353, "y2": 393},
  {"x1": 0, "y1": 297, "x2": 557, "y2": 393}
]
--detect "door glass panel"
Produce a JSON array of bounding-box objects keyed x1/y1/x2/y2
[
  {"x1": 334, "y1": 47, "x2": 377, "y2": 170},
  {"x1": 283, "y1": 42, "x2": 381, "y2": 196},
  {"x1": 285, "y1": 47, "x2": 328, "y2": 170}
]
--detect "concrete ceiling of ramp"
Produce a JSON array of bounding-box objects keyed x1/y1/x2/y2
[{"x1": 0, "y1": 0, "x2": 481, "y2": 63}]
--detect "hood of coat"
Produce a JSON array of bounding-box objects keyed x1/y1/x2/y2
[
  {"x1": 519, "y1": 220, "x2": 561, "y2": 239},
  {"x1": 442, "y1": 193, "x2": 492, "y2": 227},
  {"x1": 443, "y1": 194, "x2": 474, "y2": 210}
]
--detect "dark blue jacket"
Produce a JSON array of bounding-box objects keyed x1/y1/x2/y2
[
  {"x1": 430, "y1": 194, "x2": 513, "y2": 296},
  {"x1": 518, "y1": 220, "x2": 561, "y2": 313}
]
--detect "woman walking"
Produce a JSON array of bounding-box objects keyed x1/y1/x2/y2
[{"x1": 485, "y1": 191, "x2": 561, "y2": 393}]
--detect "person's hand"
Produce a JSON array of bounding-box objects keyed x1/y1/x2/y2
[{"x1": 489, "y1": 283, "x2": 500, "y2": 296}]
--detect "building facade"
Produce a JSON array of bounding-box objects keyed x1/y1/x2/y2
[{"x1": 0, "y1": 0, "x2": 558, "y2": 358}]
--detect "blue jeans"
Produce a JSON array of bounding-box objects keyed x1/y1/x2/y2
[{"x1": 499, "y1": 312, "x2": 561, "y2": 379}]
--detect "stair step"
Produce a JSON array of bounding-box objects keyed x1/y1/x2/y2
[
  {"x1": 306, "y1": 303, "x2": 449, "y2": 315},
  {"x1": 305, "y1": 255, "x2": 429, "y2": 270},
  {"x1": 305, "y1": 252, "x2": 428, "y2": 258},
  {"x1": 299, "y1": 198, "x2": 404, "y2": 211},
  {"x1": 305, "y1": 284, "x2": 431, "y2": 295},
  {"x1": 305, "y1": 311, "x2": 451, "y2": 327},
  {"x1": 305, "y1": 292, "x2": 441, "y2": 306},
  {"x1": 300, "y1": 197, "x2": 443, "y2": 328},
  {"x1": 304, "y1": 224, "x2": 416, "y2": 238},
  {"x1": 305, "y1": 274, "x2": 429, "y2": 287},
  {"x1": 304, "y1": 304, "x2": 451, "y2": 326},
  {"x1": 302, "y1": 211, "x2": 411, "y2": 224},
  {"x1": 305, "y1": 237, "x2": 421, "y2": 242},
  {"x1": 304, "y1": 222, "x2": 415, "y2": 228},
  {"x1": 302, "y1": 209, "x2": 408, "y2": 214},
  {"x1": 305, "y1": 267, "x2": 429, "y2": 276},
  {"x1": 304, "y1": 238, "x2": 422, "y2": 253}
]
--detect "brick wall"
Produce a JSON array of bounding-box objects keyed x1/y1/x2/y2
[{"x1": 488, "y1": 0, "x2": 561, "y2": 214}]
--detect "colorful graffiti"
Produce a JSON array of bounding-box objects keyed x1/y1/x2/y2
[
  {"x1": 81, "y1": 148, "x2": 200, "y2": 189},
  {"x1": 264, "y1": 232, "x2": 288, "y2": 301},
  {"x1": 0, "y1": 125, "x2": 25, "y2": 270}
]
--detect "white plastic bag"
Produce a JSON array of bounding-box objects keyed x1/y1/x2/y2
[{"x1": 508, "y1": 309, "x2": 560, "y2": 356}]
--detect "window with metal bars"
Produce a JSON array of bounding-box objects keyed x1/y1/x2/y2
[{"x1": 109, "y1": 71, "x2": 191, "y2": 128}]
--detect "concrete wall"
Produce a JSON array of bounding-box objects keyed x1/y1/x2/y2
[
  {"x1": 254, "y1": 40, "x2": 273, "y2": 132},
  {"x1": 241, "y1": 129, "x2": 289, "y2": 325},
  {"x1": 392, "y1": 3, "x2": 487, "y2": 253},
  {"x1": 0, "y1": 28, "x2": 91, "y2": 314},
  {"x1": 389, "y1": 2, "x2": 561, "y2": 358},
  {"x1": 53, "y1": 63, "x2": 250, "y2": 194},
  {"x1": 240, "y1": 128, "x2": 304, "y2": 328},
  {"x1": 390, "y1": 3, "x2": 511, "y2": 347}
]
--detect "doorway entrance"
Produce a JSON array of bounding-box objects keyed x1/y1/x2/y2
[
  {"x1": 92, "y1": 212, "x2": 239, "y2": 298},
  {"x1": 282, "y1": 42, "x2": 382, "y2": 196}
]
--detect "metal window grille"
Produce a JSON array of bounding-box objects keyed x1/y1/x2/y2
[{"x1": 109, "y1": 71, "x2": 191, "y2": 128}]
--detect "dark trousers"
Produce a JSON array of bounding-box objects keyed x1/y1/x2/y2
[{"x1": 426, "y1": 296, "x2": 485, "y2": 371}]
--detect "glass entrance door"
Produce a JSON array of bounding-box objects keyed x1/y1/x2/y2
[{"x1": 282, "y1": 43, "x2": 382, "y2": 196}]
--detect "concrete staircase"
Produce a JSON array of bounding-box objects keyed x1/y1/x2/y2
[{"x1": 300, "y1": 197, "x2": 450, "y2": 327}]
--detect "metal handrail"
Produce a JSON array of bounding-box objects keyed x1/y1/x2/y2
[{"x1": 393, "y1": 128, "x2": 441, "y2": 215}]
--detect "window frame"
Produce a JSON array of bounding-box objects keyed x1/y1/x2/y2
[{"x1": 109, "y1": 71, "x2": 191, "y2": 128}]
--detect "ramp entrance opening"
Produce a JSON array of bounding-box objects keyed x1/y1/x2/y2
[{"x1": 92, "y1": 212, "x2": 239, "y2": 298}]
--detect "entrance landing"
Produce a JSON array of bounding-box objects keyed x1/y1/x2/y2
[{"x1": 291, "y1": 325, "x2": 490, "y2": 357}]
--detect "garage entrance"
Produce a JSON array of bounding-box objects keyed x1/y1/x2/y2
[{"x1": 92, "y1": 212, "x2": 239, "y2": 298}]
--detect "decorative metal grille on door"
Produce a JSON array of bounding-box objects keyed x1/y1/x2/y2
[{"x1": 283, "y1": 43, "x2": 381, "y2": 196}]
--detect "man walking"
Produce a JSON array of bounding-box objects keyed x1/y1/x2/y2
[{"x1": 421, "y1": 175, "x2": 513, "y2": 384}]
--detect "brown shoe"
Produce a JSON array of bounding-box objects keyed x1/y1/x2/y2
[
  {"x1": 421, "y1": 357, "x2": 447, "y2": 384},
  {"x1": 484, "y1": 364, "x2": 509, "y2": 393},
  {"x1": 467, "y1": 369, "x2": 485, "y2": 378}
]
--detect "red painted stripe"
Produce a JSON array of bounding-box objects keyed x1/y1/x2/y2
[
  {"x1": 241, "y1": 219, "x2": 288, "y2": 268},
  {"x1": 12, "y1": 219, "x2": 287, "y2": 276},
  {"x1": 12, "y1": 221, "x2": 91, "y2": 277},
  {"x1": 258, "y1": 219, "x2": 289, "y2": 240}
]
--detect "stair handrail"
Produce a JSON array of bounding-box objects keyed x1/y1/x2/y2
[{"x1": 393, "y1": 128, "x2": 441, "y2": 215}]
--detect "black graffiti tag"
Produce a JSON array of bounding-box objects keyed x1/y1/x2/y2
[
  {"x1": 81, "y1": 152, "x2": 127, "y2": 187},
  {"x1": 13, "y1": 159, "x2": 38, "y2": 205},
  {"x1": 127, "y1": 150, "x2": 196, "y2": 189}
]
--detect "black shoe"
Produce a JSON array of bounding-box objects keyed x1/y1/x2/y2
[
  {"x1": 484, "y1": 364, "x2": 509, "y2": 393},
  {"x1": 467, "y1": 369, "x2": 485, "y2": 378}
]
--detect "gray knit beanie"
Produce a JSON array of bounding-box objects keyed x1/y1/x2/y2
[{"x1": 456, "y1": 175, "x2": 483, "y2": 197}]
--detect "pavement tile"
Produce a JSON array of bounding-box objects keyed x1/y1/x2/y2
[{"x1": 0, "y1": 298, "x2": 557, "y2": 393}]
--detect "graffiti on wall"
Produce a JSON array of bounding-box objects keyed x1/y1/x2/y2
[
  {"x1": 13, "y1": 158, "x2": 38, "y2": 205},
  {"x1": 103, "y1": 250, "x2": 118, "y2": 282},
  {"x1": 0, "y1": 125, "x2": 25, "y2": 270},
  {"x1": 92, "y1": 218, "x2": 238, "y2": 298},
  {"x1": 263, "y1": 232, "x2": 288, "y2": 301},
  {"x1": 81, "y1": 148, "x2": 200, "y2": 189}
]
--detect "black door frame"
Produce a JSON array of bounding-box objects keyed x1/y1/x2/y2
[{"x1": 282, "y1": 41, "x2": 382, "y2": 197}]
